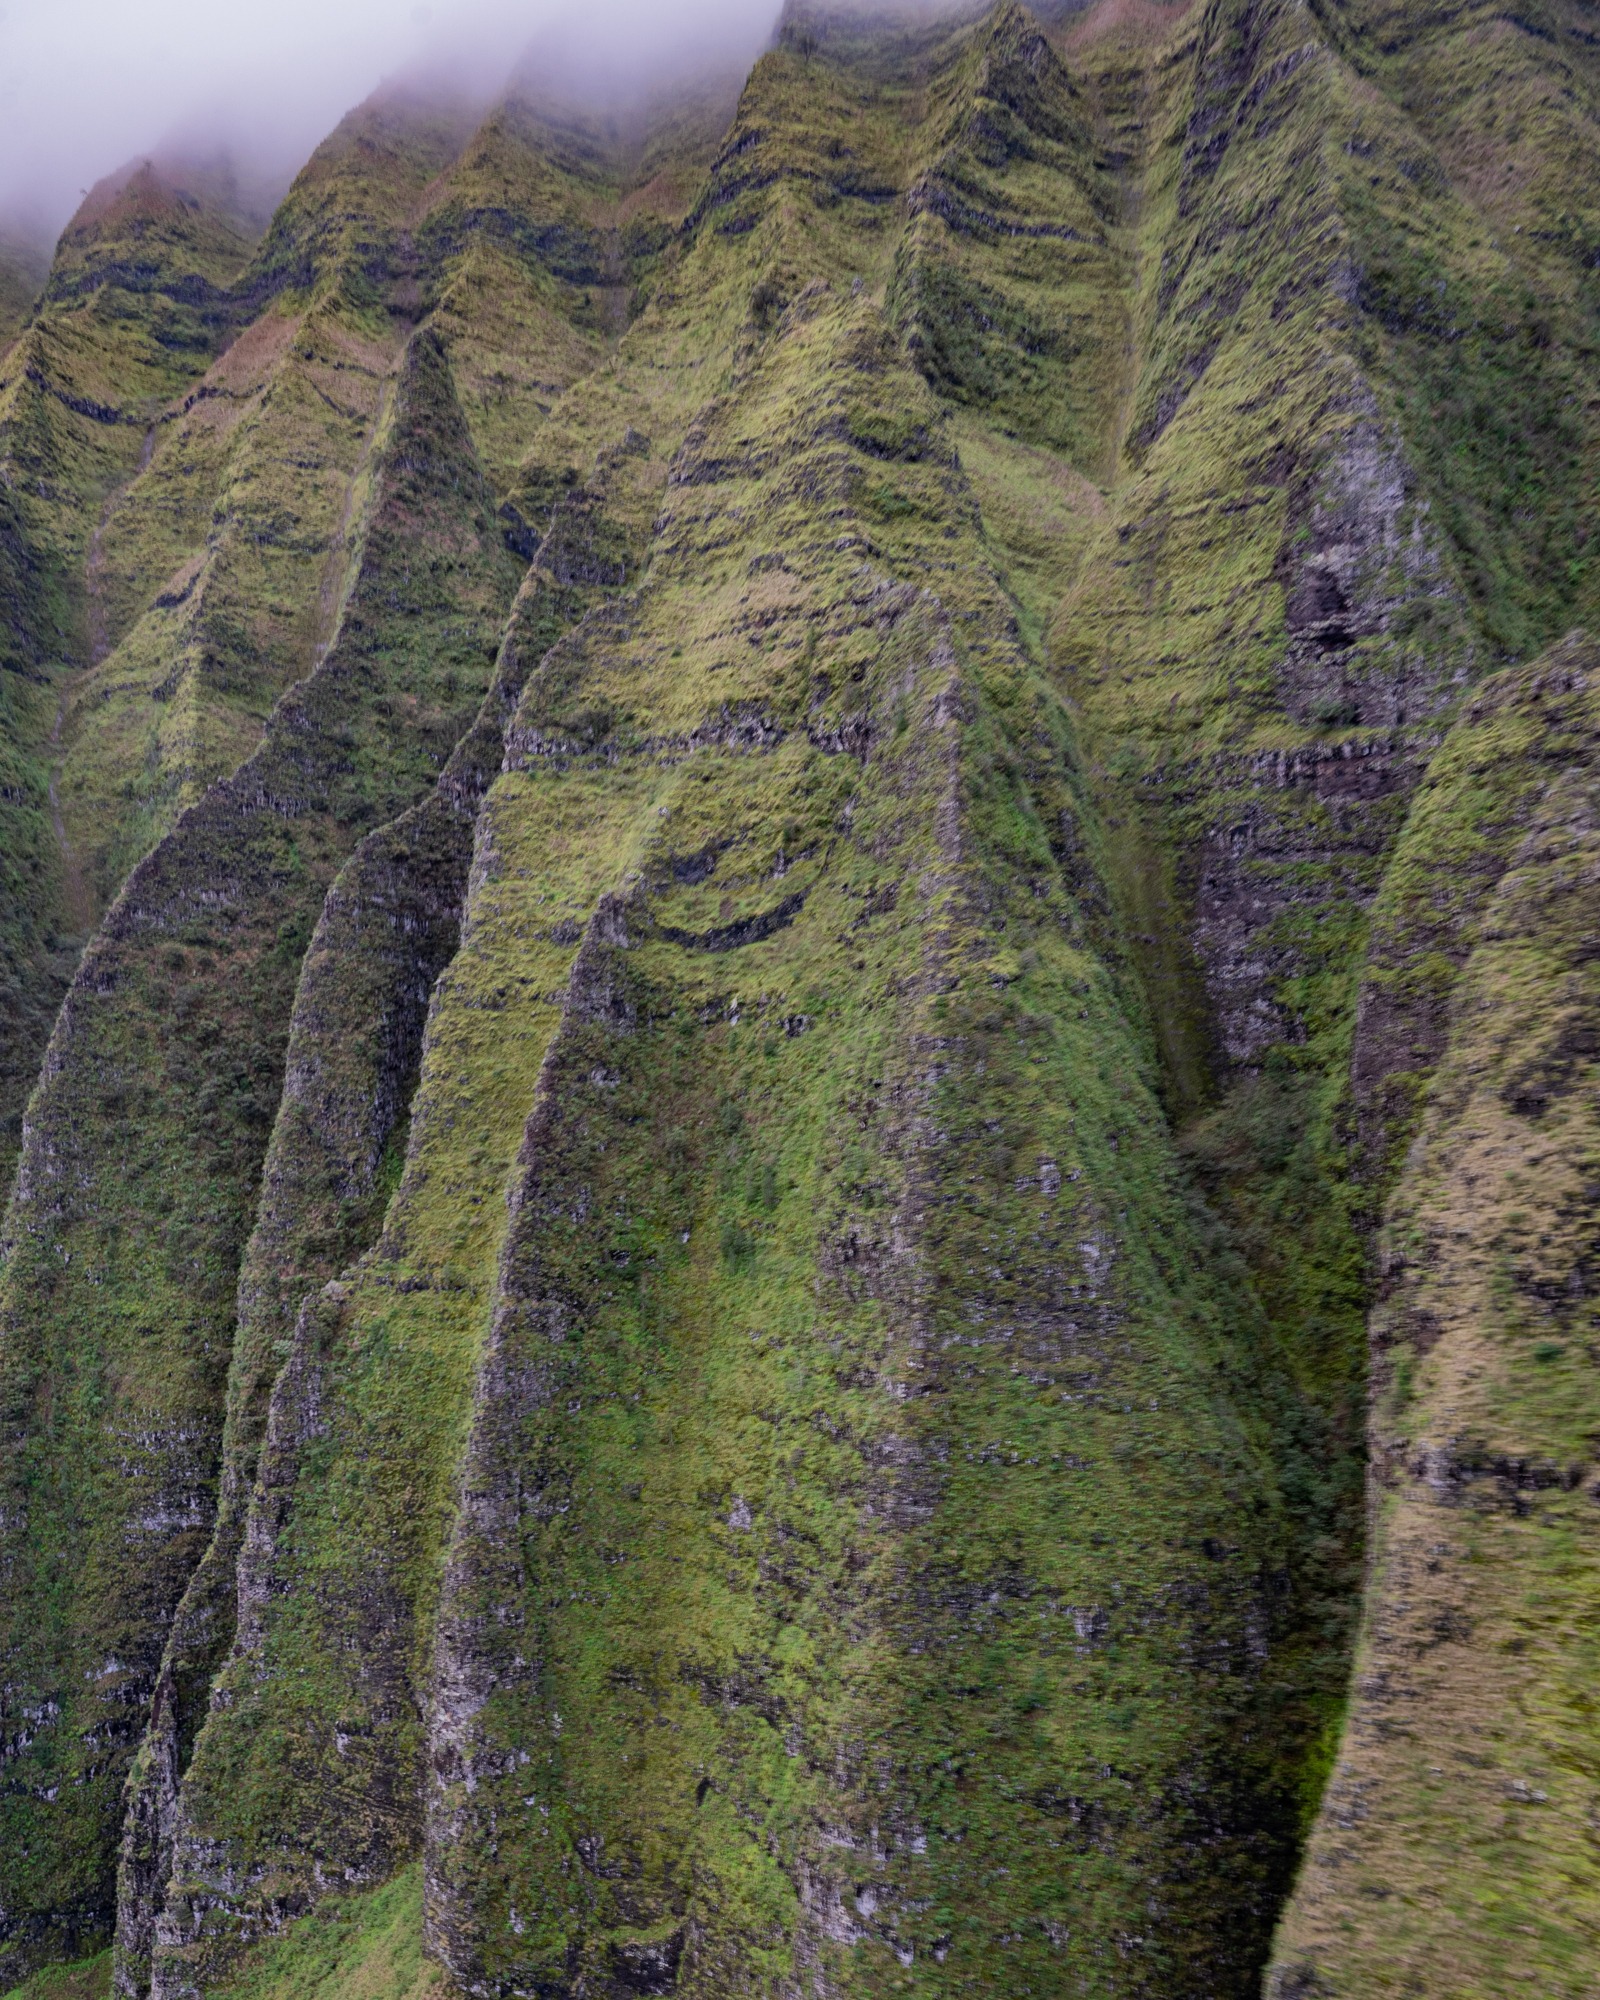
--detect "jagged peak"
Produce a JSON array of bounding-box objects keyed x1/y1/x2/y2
[
  {"x1": 280, "y1": 83, "x2": 483, "y2": 205},
  {"x1": 239, "y1": 87, "x2": 483, "y2": 307},
  {"x1": 954, "y1": 0, "x2": 1083, "y2": 113},
  {"x1": 772, "y1": 0, "x2": 994, "y2": 76},
  {"x1": 61, "y1": 151, "x2": 269, "y2": 246},
  {"x1": 35, "y1": 154, "x2": 259, "y2": 308}
]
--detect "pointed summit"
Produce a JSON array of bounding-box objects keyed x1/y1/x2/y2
[{"x1": 48, "y1": 156, "x2": 258, "y2": 305}]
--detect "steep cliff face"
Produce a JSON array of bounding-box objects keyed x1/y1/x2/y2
[
  {"x1": 0, "y1": 161, "x2": 258, "y2": 1202},
  {"x1": 1269, "y1": 636, "x2": 1600, "y2": 1997},
  {"x1": 135, "y1": 31, "x2": 1311, "y2": 1994},
  {"x1": 1, "y1": 2, "x2": 1597, "y2": 1997},
  {"x1": 0, "y1": 324, "x2": 520, "y2": 1984}
]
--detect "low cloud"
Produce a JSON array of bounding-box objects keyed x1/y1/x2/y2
[{"x1": 0, "y1": 0, "x2": 781, "y2": 244}]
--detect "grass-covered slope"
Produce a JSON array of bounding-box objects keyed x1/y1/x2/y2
[
  {"x1": 56, "y1": 302, "x2": 404, "y2": 916},
  {"x1": 888, "y1": 5, "x2": 1127, "y2": 467},
  {"x1": 426, "y1": 290, "x2": 1311, "y2": 2000},
  {"x1": 1036, "y1": 0, "x2": 1600, "y2": 1866},
  {"x1": 114, "y1": 430, "x2": 661, "y2": 2000},
  {"x1": 153, "y1": 273, "x2": 1306, "y2": 2000},
  {"x1": 0, "y1": 72, "x2": 746, "y2": 1994},
  {"x1": 0, "y1": 232, "x2": 47, "y2": 356},
  {"x1": 0, "y1": 156, "x2": 258, "y2": 689},
  {"x1": 0, "y1": 94, "x2": 676, "y2": 1968},
  {"x1": 48, "y1": 78, "x2": 649, "y2": 927},
  {"x1": 0, "y1": 327, "x2": 520, "y2": 1987},
  {"x1": 0, "y1": 163, "x2": 257, "y2": 1198},
  {"x1": 132, "y1": 17, "x2": 1319, "y2": 1997},
  {"x1": 1269, "y1": 633, "x2": 1600, "y2": 1994}
]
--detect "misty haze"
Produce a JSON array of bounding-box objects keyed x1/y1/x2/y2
[
  {"x1": 0, "y1": 1, "x2": 1597, "y2": 1998},
  {"x1": 0, "y1": 0, "x2": 779, "y2": 241}
]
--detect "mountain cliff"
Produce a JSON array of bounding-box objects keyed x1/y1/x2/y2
[{"x1": 0, "y1": 2, "x2": 1596, "y2": 1997}]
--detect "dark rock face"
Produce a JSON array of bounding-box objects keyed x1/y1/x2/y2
[
  {"x1": 1274, "y1": 409, "x2": 1472, "y2": 734},
  {"x1": 1187, "y1": 728, "x2": 1427, "y2": 1070}
]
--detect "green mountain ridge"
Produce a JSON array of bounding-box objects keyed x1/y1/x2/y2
[{"x1": 0, "y1": 1, "x2": 1595, "y2": 1995}]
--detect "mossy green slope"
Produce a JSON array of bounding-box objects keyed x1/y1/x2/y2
[
  {"x1": 56, "y1": 302, "x2": 403, "y2": 917},
  {"x1": 0, "y1": 163, "x2": 256, "y2": 1199},
  {"x1": 0, "y1": 326, "x2": 520, "y2": 1986},
  {"x1": 0, "y1": 233, "x2": 47, "y2": 357},
  {"x1": 48, "y1": 77, "x2": 650, "y2": 926},
  {"x1": 1035, "y1": 0, "x2": 1600, "y2": 1867},
  {"x1": 113, "y1": 435, "x2": 662, "y2": 2000},
  {"x1": 0, "y1": 158, "x2": 256, "y2": 692},
  {"x1": 1035, "y1": 0, "x2": 1426, "y2": 1859},
  {"x1": 155, "y1": 287, "x2": 1303, "y2": 2000},
  {"x1": 0, "y1": 73, "x2": 728, "y2": 1991},
  {"x1": 246, "y1": 92, "x2": 481, "y2": 308},
  {"x1": 0, "y1": 103, "x2": 669, "y2": 1968},
  {"x1": 186, "y1": 1869, "x2": 445, "y2": 2000},
  {"x1": 888, "y1": 3, "x2": 1127, "y2": 468},
  {"x1": 132, "y1": 15, "x2": 1324, "y2": 1998},
  {"x1": 0, "y1": 1954, "x2": 111, "y2": 2000},
  {"x1": 0, "y1": 73, "x2": 627, "y2": 1199},
  {"x1": 1268, "y1": 633, "x2": 1600, "y2": 1994},
  {"x1": 1021, "y1": 4, "x2": 1600, "y2": 1989},
  {"x1": 993, "y1": 6, "x2": 1600, "y2": 1989},
  {"x1": 433, "y1": 292, "x2": 1314, "y2": 2000},
  {"x1": 1312, "y1": 0, "x2": 1600, "y2": 661}
]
